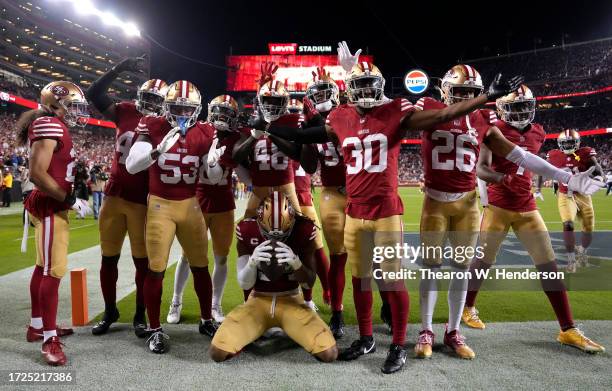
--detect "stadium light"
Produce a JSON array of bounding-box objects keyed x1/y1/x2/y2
[
  {"x1": 48, "y1": 0, "x2": 140, "y2": 37},
  {"x1": 74, "y1": 0, "x2": 96, "y2": 15}
]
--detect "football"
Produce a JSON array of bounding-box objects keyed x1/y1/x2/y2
[{"x1": 258, "y1": 239, "x2": 288, "y2": 282}]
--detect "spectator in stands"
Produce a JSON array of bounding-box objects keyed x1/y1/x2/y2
[
  {"x1": 2, "y1": 166, "x2": 13, "y2": 207},
  {"x1": 89, "y1": 165, "x2": 108, "y2": 219}
]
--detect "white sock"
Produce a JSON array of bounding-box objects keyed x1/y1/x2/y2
[
  {"x1": 30, "y1": 317, "x2": 43, "y2": 329},
  {"x1": 419, "y1": 267, "x2": 439, "y2": 332},
  {"x1": 567, "y1": 252, "x2": 576, "y2": 263},
  {"x1": 447, "y1": 265, "x2": 469, "y2": 332},
  {"x1": 172, "y1": 255, "x2": 190, "y2": 305},
  {"x1": 212, "y1": 255, "x2": 228, "y2": 308},
  {"x1": 43, "y1": 330, "x2": 57, "y2": 342}
]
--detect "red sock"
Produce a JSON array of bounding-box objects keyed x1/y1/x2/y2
[
  {"x1": 352, "y1": 277, "x2": 373, "y2": 337},
  {"x1": 133, "y1": 257, "x2": 148, "y2": 308},
  {"x1": 581, "y1": 232, "x2": 592, "y2": 248},
  {"x1": 40, "y1": 276, "x2": 60, "y2": 332},
  {"x1": 563, "y1": 228, "x2": 575, "y2": 252},
  {"x1": 314, "y1": 248, "x2": 330, "y2": 292},
  {"x1": 465, "y1": 259, "x2": 492, "y2": 307},
  {"x1": 30, "y1": 265, "x2": 43, "y2": 318},
  {"x1": 536, "y1": 262, "x2": 574, "y2": 330},
  {"x1": 191, "y1": 266, "x2": 213, "y2": 320},
  {"x1": 329, "y1": 253, "x2": 347, "y2": 311},
  {"x1": 303, "y1": 288, "x2": 313, "y2": 302},
  {"x1": 386, "y1": 283, "x2": 409, "y2": 346},
  {"x1": 144, "y1": 271, "x2": 164, "y2": 329},
  {"x1": 243, "y1": 289, "x2": 251, "y2": 302},
  {"x1": 100, "y1": 255, "x2": 119, "y2": 313}
]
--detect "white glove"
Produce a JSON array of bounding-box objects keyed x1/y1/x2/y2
[
  {"x1": 567, "y1": 166, "x2": 606, "y2": 195},
  {"x1": 275, "y1": 241, "x2": 302, "y2": 270},
  {"x1": 534, "y1": 191, "x2": 544, "y2": 201},
  {"x1": 207, "y1": 138, "x2": 226, "y2": 167},
  {"x1": 72, "y1": 198, "x2": 92, "y2": 218},
  {"x1": 337, "y1": 41, "x2": 362, "y2": 73},
  {"x1": 156, "y1": 127, "x2": 180, "y2": 154},
  {"x1": 250, "y1": 128, "x2": 264, "y2": 139},
  {"x1": 248, "y1": 240, "x2": 273, "y2": 268}
]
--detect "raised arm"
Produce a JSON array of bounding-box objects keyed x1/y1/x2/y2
[{"x1": 300, "y1": 144, "x2": 319, "y2": 175}]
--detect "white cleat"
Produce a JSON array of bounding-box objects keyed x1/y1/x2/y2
[
  {"x1": 576, "y1": 246, "x2": 590, "y2": 267},
  {"x1": 305, "y1": 300, "x2": 319, "y2": 312},
  {"x1": 212, "y1": 305, "x2": 225, "y2": 323},
  {"x1": 166, "y1": 302, "x2": 182, "y2": 324}
]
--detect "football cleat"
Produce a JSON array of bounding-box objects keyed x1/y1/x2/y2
[
  {"x1": 329, "y1": 311, "x2": 345, "y2": 340},
  {"x1": 27, "y1": 326, "x2": 74, "y2": 342},
  {"x1": 380, "y1": 301, "x2": 392, "y2": 334},
  {"x1": 415, "y1": 330, "x2": 434, "y2": 359},
  {"x1": 212, "y1": 305, "x2": 225, "y2": 323},
  {"x1": 444, "y1": 326, "x2": 475, "y2": 359},
  {"x1": 305, "y1": 300, "x2": 319, "y2": 312},
  {"x1": 92, "y1": 308, "x2": 119, "y2": 335},
  {"x1": 146, "y1": 329, "x2": 169, "y2": 354},
  {"x1": 166, "y1": 302, "x2": 182, "y2": 324},
  {"x1": 338, "y1": 336, "x2": 376, "y2": 361},
  {"x1": 133, "y1": 312, "x2": 148, "y2": 339},
  {"x1": 566, "y1": 260, "x2": 577, "y2": 273},
  {"x1": 557, "y1": 328, "x2": 605, "y2": 353},
  {"x1": 41, "y1": 336, "x2": 66, "y2": 366},
  {"x1": 462, "y1": 307, "x2": 486, "y2": 330},
  {"x1": 576, "y1": 246, "x2": 589, "y2": 267},
  {"x1": 199, "y1": 319, "x2": 219, "y2": 338},
  {"x1": 382, "y1": 344, "x2": 407, "y2": 374}
]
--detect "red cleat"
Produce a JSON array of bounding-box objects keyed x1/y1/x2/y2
[
  {"x1": 41, "y1": 336, "x2": 66, "y2": 366},
  {"x1": 27, "y1": 326, "x2": 74, "y2": 342}
]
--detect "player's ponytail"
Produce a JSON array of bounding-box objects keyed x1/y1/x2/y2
[{"x1": 16, "y1": 109, "x2": 48, "y2": 145}]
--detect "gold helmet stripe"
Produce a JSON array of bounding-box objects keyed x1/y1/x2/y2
[{"x1": 272, "y1": 191, "x2": 280, "y2": 231}]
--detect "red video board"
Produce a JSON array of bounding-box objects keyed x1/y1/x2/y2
[{"x1": 226, "y1": 54, "x2": 374, "y2": 92}]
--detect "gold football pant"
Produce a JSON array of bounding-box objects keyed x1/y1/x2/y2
[
  {"x1": 318, "y1": 187, "x2": 347, "y2": 255},
  {"x1": 99, "y1": 195, "x2": 147, "y2": 258},
  {"x1": 211, "y1": 294, "x2": 336, "y2": 354},
  {"x1": 146, "y1": 195, "x2": 208, "y2": 272},
  {"x1": 480, "y1": 205, "x2": 556, "y2": 265},
  {"x1": 557, "y1": 192, "x2": 594, "y2": 232},
  {"x1": 244, "y1": 183, "x2": 301, "y2": 218},
  {"x1": 204, "y1": 210, "x2": 235, "y2": 257},
  {"x1": 29, "y1": 210, "x2": 69, "y2": 278},
  {"x1": 344, "y1": 214, "x2": 403, "y2": 278},
  {"x1": 419, "y1": 191, "x2": 480, "y2": 268}
]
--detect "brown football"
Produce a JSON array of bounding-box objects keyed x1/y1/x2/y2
[{"x1": 258, "y1": 239, "x2": 286, "y2": 282}]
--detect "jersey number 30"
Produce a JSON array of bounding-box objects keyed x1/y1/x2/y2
[{"x1": 343, "y1": 134, "x2": 388, "y2": 175}]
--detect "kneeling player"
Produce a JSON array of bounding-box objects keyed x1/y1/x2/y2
[
  {"x1": 209, "y1": 192, "x2": 337, "y2": 362},
  {"x1": 463, "y1": 87, "x2": 604, "y2": 353}
]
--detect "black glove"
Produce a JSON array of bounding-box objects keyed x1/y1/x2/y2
[
  {"x1": 63, "y1": 193, "x2": 76, "y2": 206},
  {"x1": 247, "y1": 107, "x2": 268, "y2": 131},
  {"x1": 113, "y1": 54, "x2": 147, "y2": 74},
  {"x1": 486, "y1": 73, "x2": 524, "y2": 101}
]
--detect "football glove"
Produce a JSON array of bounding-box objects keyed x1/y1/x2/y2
[
  {"x1": 275, "y1": 242, "x2": 302, "y2": 270},
  {"x1": 113, "y1": 54, "x2": 147, "y2": 74},
  {"x1": 534, "y1": 191, "x2": 544, "y2": 201},
  {"x1": 206, "y1": 138, "x2": 226, "y2": 167},
  {"x1": 72, "y1": 198, "x2": 93, "y2": 218},
  {"x1": 337, "y1": 41, "x2": 362, "y2": 73},
  {"x1": 486, "y1": 73, "x2": 525, "y2": 101},
  {"x1": 156, "y1": 127, "x2": 180, "y2": 154},
  {"x1": 567, "y1": 166, "x2": 606, "y2": 195},
  {"x1": 248, "y1": 240, "x2": 273, "y2": 268}
]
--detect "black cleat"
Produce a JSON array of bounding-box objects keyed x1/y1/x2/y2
[
  {"x1": 381, "y1": 344, "x2": 407, "y2": 374},
  {"x1": 329, "y1": 311, "x2": 345, "y2": 340},
  {"x1": 133, "y1": 315, "x2": 148, "y2": 338},
  {"x1": 338, "y1": 336, "x2": 375, "y2": 361},
  {"x1": 92, "y1": 308, "x2": 119, "y2": 335},
  {"x1": 146, "y1": 329, "x2": 169, "y2": 354},
  {"x1": 199, "y1": 319, "x2": 219, "y2": 338},
  {"x1": 380, "y1": 302, "x2": 393, "y2": 335}
]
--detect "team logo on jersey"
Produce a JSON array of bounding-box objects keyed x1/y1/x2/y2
[
  {"x1": 404, "y1": 69, "x2": 429, "y2": 94},
  {"x1": 51, "y1": 85, "x2": 69, "y2": 97}
]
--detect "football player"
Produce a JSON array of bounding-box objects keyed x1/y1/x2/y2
[
  {"x1": 543, "y1": 130, "x2": 603, "y2": 271},
  {"x1": 125, "y1": 80, "x2": 226, "y2": 353},
  {"x1": 287, "y1": 98, "x2": 304, "y2": 114},
  {"x1": 209, "y1": 192, "x2": 337, "y2": 362},
  {"x1": 167, "y1": 95, "x2": 242, "y2": 324},
  {"x1": 17, "y1": 81, "x2": 92, "y2": 365},
  {"x1": 86, "y1": 56, "x2": 167, "y2": 337},
  {"x1": 463, "y1": 85, "x2": 605, "y2": 353}
]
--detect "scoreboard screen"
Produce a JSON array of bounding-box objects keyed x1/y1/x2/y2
[{"x1": 226, "y1": 54, "x2": 374, "y2": 92}]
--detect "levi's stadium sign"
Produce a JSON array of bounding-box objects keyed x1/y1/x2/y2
[{"x1": 268, "y1": 43, "x2": 333, "y2": 55}]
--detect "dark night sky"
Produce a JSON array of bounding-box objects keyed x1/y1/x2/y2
[{"x1": 97, "y1": 0, "x2": 612, "y2": 99}]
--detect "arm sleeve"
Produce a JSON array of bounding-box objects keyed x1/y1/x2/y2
[
  {"x1": 126, "y1": 141, "x2": 154, "y2": 174},
  {"x1": 236, "y1": 255, "x2": 257, "y2": 290},
  {"x1": 505, "y1": 145, "x2": 571, "y2": 183},
  {"x1": 205, "y1": 164, "x2": 224, "y2": 184},
  {"x1": 267, "y1": 124, "x2": 329, "y2": 144},
  {"x1": 86, "y1": 68, "x2": 119, "y2": 113}
]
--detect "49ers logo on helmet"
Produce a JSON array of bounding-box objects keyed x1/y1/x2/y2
[{"x1": 51, "y1": 85, "x2": 69, "y2": 97}]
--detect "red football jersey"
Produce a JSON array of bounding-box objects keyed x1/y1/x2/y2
[
  {"x1": 416, "y1": 97, "x2": 493, "y2": 194},
  {"x1": 236, "y1": 217, "x2": 317, "y2": 293},
  {"x1": 487, "y1": 121, "x2": 546, "y2": 212},
  {"x1": 104, "y1": 101, "x2": 149, "y2": 205},
  {"x1": 137, "y1": 117, "x2": 213, "y2": 201},
  {"x1": 326, "y1": 98, "x2": 414, "y2": 219},
  {"x1": 249, "y1": 114, "x2": 300, "y2": 187},
  {"x1": 196, "y1": 129, "x2": 241, "y2": 213},
  {"x1": 547, "y1": 147, "x2": 596, "y2": 194},
  {"x1": 317, "y1": 142, "x2": 346, "y2": 187},
  {"x1": 292, "y1": 159, "x2": 313, "y2": 206},
  {"x1": 24, "y1": 116, "x2": 75, "y2": 218}
]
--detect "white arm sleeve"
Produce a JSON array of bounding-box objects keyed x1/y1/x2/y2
[
  {"x1": 205, "y1": 163, "x2": 224, "y2": 185},
  {"x1": 126, "y1": 141, "x2": 154, "y2": 174},
  {"x1": 237, "y1": 255, "x2": 257, "y2": 290},
  {"x1": 234, "y1": 164, "x2": 252, "y2": 186},
  {"x1": 477, "y1": 178, "x2": 489, "y2": 207},
  {"x1": 505, "y1": 146, "x2": 571, "y2": 183}
]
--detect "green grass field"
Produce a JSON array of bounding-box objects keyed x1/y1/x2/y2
[{"x1": 1, "y1": 188, "x2": 611, "y2": 325}]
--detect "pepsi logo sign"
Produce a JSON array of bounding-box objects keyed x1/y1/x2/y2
[{"x1": 404, "y1": 69, "x2": 429, "y2": 94}]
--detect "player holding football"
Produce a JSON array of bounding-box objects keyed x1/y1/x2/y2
[
  {"x1": 463, "y1": 85, "x2": 605, "y2": 353},
  {"x1": 167, "y1": 95, "x2": 243, "y2": 324},
  {"x1": 86, "y1": 56, "x2": 167, "y2": 337},
  {"x1": 17, "y1": 81, "x2": 92, "y2": 365},
  {"x1": 209, "y1": 192, "x2": 337, "y2": 363},
  {"x1": 542, "y1": 130, "x2": 603, "y2": 272},
  {"x1": 126, "y1": 80, "x2": 226, "y2": 353}
]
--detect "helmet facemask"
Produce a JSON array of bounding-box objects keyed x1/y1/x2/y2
[
  {"x1": 61, "y1": 100, "x2": 90, "y2": 128},
  {"x1": 443, "y1": 84, "x2": 483, "y2": 105},
  {"x1": 164, "y1": 101, "x2": 201, "y2": 135},
  {"x1": 136, "y1": 90, "x2": 165, "y2": 116},
  {"x1": 347, "y1": 74, "x2": 385, "y2": 108},
  {"x1": 257, "y1": 95, "x2": 288, "y2": 123},
  {"x1": 306, "y1": 81, "x2": 339, "y2": 113},
  {"x1": 497, "y1": 99, "x2": 536, "y2": 129},
  {"x1": 208, "y1": 104, "x2": 238, "y2": 132},
  {"x1": 559, "y1": 137, "x2": 580, "y2": 154}
]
